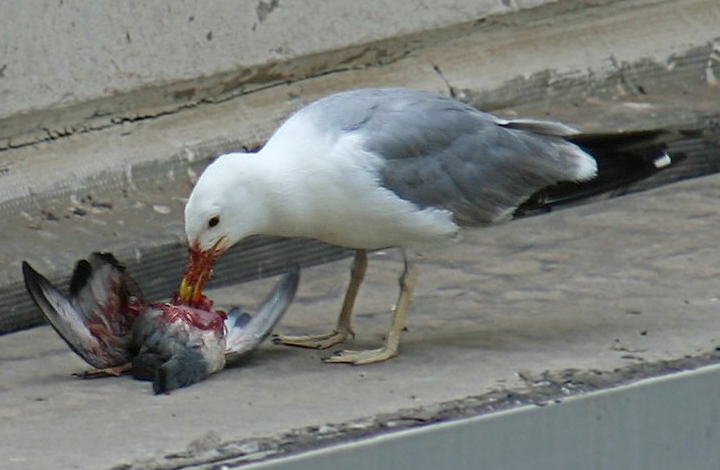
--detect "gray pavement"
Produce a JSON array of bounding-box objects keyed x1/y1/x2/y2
[{"x1": 1, "y1": 172, "x2": 719, "y2": 470}]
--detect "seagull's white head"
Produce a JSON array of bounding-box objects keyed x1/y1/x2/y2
[{"x1": 179, "y1": 153, "x2": 269, "y2": 305}]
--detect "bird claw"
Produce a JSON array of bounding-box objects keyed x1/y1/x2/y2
[
  {"x1": 272, "y1": 329, "x2": 351, "y2": 350},
  {"x1": 323, "y1": 346, "x2": 397, "y2": 365}
]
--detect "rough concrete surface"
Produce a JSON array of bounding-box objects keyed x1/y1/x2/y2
[
  {"x1": 2, "y1": 173, "x2": 720, "y2": 470},
  {"x1": 2, "y1": 0, "x2": 717, "y2": 150},
  {"x1": 2, "y1": 0, "x2": 544, "y2": 115},
  {"x1": 0, "y1": 0, "x2": 549, "y2": 147}
]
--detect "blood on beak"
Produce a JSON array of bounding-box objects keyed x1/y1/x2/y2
[{"x1": 177, "y1": 239, "x2": 225, "y2": 306}]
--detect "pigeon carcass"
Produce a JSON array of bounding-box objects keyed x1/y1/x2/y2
[{"x1": 22, "y1": 253, "x2": 298, "y2": 394}]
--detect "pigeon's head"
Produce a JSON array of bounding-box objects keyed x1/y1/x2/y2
[{"x1": 180, "y1": 153, "x2": 269, "y2": 305}]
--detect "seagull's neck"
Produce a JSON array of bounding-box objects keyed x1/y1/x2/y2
[
  {"x1": 242, "y1": 145, "x2": 321, "y2": 239},
  {"x1": 240, "y1": 128, "x2": 407, "y2": 248}
]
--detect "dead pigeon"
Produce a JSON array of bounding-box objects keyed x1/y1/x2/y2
[{"x1": 22, "y1": 252, "x2": 298, "y2": 394}]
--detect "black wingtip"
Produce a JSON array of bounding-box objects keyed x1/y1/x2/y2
[
  {"x1": 21, "y1": 260, "x2": 40, "y2": 282},
  {"x1": 514, "y1": 130, "x2": 681, "y2": 218},
  {"x1": 22, "y1": 261, "x2": 43, "y2": 309},
  {"x1": 22, "y1": 260, "x2": 51, "y2": 306},
  {"x1": 21, "y1": 261, "x2": 36, "y2": 284},
  {"x1": 68, "y1": 253, "x2": 127, "y2": 297},
  {"x1": 91, "y1": 252, "x2": 125, "y2": 270},
  {"x1": 68, "y1": 259, "x2": 93, "y2": 297}
]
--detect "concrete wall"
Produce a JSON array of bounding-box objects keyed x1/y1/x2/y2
[{"x1": 0, "y1": 0, "x2": 549, "y2": 148}]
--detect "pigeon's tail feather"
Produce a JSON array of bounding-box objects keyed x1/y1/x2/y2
[
  {"x1": 224, "y1": 266, "x2": 300, "y2": 363},
  {"x1": 152, "y1": 349, "x2": 210, "y2": 394},
  {"x1": 22, "y1": 254, "x2": 146, "y2": 369},
  {"x1": 515, "y1": 130, "x2": 679, "y2": 216}
]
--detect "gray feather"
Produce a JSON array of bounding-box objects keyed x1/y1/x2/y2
[
  {"x1": 22, "y1": 258, "x2": 136, "y2": 369},
  {"x1": 302, "y1": 88, "x2": 596, "y2": 225},
  {"x1": 224, "y1": 265, "x2": 300, "y2": 363},
  {"x1": 496, "y1": 118, "x2": 580, "y2": 137},
  {"x1": 150, "y1": 349, "x2": 209, "y2": 395},
  {"x1": 225, "y1": 307, "x2": 253, "y2": 330}
]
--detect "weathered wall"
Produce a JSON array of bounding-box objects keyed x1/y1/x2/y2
[{"x1": 0, "y1": 0, "x2": 550, "y2": 148}]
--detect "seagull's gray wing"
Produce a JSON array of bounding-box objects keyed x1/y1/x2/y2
[{"x1": 310, "y1": 88, "x2": 594, "y2": 226}]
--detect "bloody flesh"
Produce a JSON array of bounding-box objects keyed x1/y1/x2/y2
[
  {"x1": 154, "y1": 301, "x2": 226, "y2": 331},
  {"x1": 170, "y1": 241, "x2": 228, "y2": 329},
  {"x1": 179, "y1": 240, "x2": 225, "y2": 307}
]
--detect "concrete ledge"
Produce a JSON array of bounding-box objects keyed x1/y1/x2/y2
[
  {"x1": 2, "y1": 0, "x2": 719, "y2": 150},
  {"x1": 3, "y1": 0, "x2": 718, "y2": 206}
]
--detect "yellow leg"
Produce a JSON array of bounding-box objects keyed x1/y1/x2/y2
[
  {"x1": 325, "y1": 254, "x2": 417, "y2": 365},
  {"x1": 273, "y1": 250, "x2": 367, "y2": 349}
]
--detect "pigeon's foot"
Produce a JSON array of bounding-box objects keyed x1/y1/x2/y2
[
  {"x1": 323, "y1": 345, "x2": 397, "y2": 365},
  {"x1": 74, "y1": 363, "x2": 131, "y2": 378},
  {"x1": 272, "y1": 328, "x2": 351, "y2": 350}
]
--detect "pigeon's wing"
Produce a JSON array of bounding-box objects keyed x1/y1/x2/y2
[
  {"x1": 224, "y1": 266, "x2": 300, "y2": 363},
  {"x1": 22, "y1": 253, "x2": 146, "y2": 369}
]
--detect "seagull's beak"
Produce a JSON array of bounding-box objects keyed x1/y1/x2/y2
[{"x1": 178, "y1": 238, "x2": 225, "y2": 306}]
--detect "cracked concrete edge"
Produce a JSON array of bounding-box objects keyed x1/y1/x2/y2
[
  {"x1": 0, "y1": 0, "x2": 550, "y2": 150},
  {"x1": 3, "y1": 0, "x2": 568, "y2": 144},
  {"x1": 0, "y1": 56, "x2": 449, "y2": 214},
  {"x1": 2, "y1": 0, "x2": 717, "y2": 151},
  {"x1": 427, "y1": 1, "x2": 720, "y2": 116},
  {"x1": 2, "y1": 0, "x2": 719, "y2": 213},
  {"x1": 108, "y1": 348, "x2": 720, "y2": 470}
]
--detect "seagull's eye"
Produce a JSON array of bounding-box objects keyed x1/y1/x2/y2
[{"x1": 208, "y1": 216, "x2": 220, "y2": 228}]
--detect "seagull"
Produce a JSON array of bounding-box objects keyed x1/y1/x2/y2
[{"x1": 179, "y1": 87, "x2": 671, "y2": 365}]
